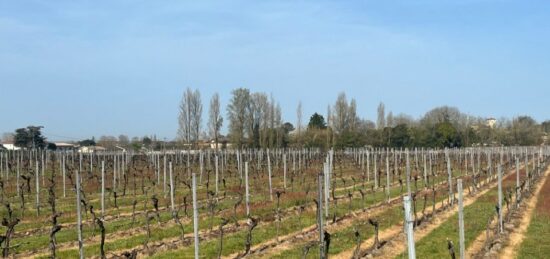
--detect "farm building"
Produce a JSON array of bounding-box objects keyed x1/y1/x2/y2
[
  {"x1": 53, "y1": 142, "x2": 77, "y2": 151},
  {"x1": 0, "y1": 142, "x2": 20, "y2": 150},
  {"x1": 486, "y1": 117, "x2": 497, "y2": 128},
  {"x1": 78, "y1": 145, "x2": 107, "y2": 153},
  {"x1": 210, "y1": 137, "x2": 232, "y2": 149}
]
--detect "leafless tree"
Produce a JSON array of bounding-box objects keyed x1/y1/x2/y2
[
  {"x1": 377, "y1": 102, "x2": 385, "y2": 129},
  {"x1": 333, "y1": 92, "x2": 349, "y2": 134},
  {"x1": 297, "y1": 101, "x2": 303, "y2": 146},
  {"x1": 178, "y1": 88, "x2": 202, "y2": 147},
  {"x1": 208, "y1": 93, "x2": 223, "y2": 151},
  {"x1": 386, "y1": 111, "x2": 394, "y2": 128},
  {"x1": 348, "y1": 98, "x2": 358, "y2": 131},
  {"x1": 227, "y1": 88, "x2": 251, "y2": 148}
]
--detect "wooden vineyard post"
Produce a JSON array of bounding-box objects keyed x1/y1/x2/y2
[
  {"x1": 497, "y1": 164, "x2": 503, "y2": 234},
  {"x1": 113, "y1": 155, "x2": 117, "y2": 195},
  {"x1": 525, "y1": 153, "x2": 530, "y2": 189},
  {"x1": 199, "y1": 151, "x2": 204, "y2": 184},
  {"x1": 62, "y1": 154, "x2": 66, "y2": 198},
  {"x1": 423, "y1": 152, "x2": 427, "y2": 188},
  {"x1": 157, "y1": 155, "x2": 160, "y2": 188},
  {"x1": 16, "y1": 153, "x2": 20, "y2": 197},
  {"x1": 101, "y1": 160, "x2": 105, "y2": 217},
  {"x1": 403, "y1": 195, "x2": 416, "y2": 259},
  {"x1": 192, "y1": 172, "x2": 199, "y2": 259},
  {"x1": 367, "y1": 150, "x2": 370, "y2": 182},
  {"x1": 164, "y1": 155, "x2": 167, "y2": 197},
  {"x1": 283, "y1": 153, "x2": 287, "y2": 189},
  {"x1": 318, "y1": 172, "x2": 325, "y2": 259},
  {"x1": 215, "y1": 154, "x2": 219, "y2": 194},
  {"x1": 457, "y1": 179, "x2": 465, "y2": 259},
  {"x1": 113, "y1": 155, "x2": 116, "y2": 191},
  {"x1": 324, "y1": 162, "x2": 329, "y2": 218},
  {"x1": 406, "y1": 150, "x2": 412, "y2": 198},
  {"x1": 374, "y1": 151, "x2": 378, "y2": 189},
  {"x1": 446, "y1": 149, "x2": 454, "y2": 205},
  {"x1": 169, "y1": 162, "x2": 175, "y2": 212},
  {"x1": 386, "y1": 154, "x2": 390, "y2": 203},
  {"x1": 36, "y1": 159, "x2": 40, "y2": 216},
  {"x1": 245, "y1": 162, "x2": 250, "y2": 217},
  {"x1": 268, "y1": 149, "x2": 273, "y2": 201},
  {"x1": 76, "y1": 169, "x2": 84, "y2": 259},
  {"x1": 516, "y1": 157, "x2": 520, "y2": 206}
]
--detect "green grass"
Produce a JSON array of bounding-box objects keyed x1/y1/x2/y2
[
  {"x1": 399, "y1": 169, "x2": 530, "y2": 259},
  {"x1": 517, "y1": 172, "x2": 550, "y2": 259}
]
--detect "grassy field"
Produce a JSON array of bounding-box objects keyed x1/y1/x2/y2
[{"x1": 517, "y1": 169, "x2": 550, "y2": 259}]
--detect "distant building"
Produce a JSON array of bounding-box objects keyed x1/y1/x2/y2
[
  {"x1": 78, "y1": 146, "x2": 106, "y2": 153},
  {"x1": 53, "y1": 142, "x2": 77, "y2": 151},
  {"x1": 0, "y1": 142, "x2": 20, "y2": 151},
  {"x1": 486, "y1": 118, "x2": 497, "y2": 128},
  {"x1": 210, "y1": 137, "x2": 232, "y2": 149}
]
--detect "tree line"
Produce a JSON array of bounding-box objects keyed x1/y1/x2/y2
[{"x1": 3, "y1": 88, "x2": 548, "y2": 150}]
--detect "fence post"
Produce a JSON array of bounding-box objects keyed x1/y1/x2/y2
[
  {"x1": 386, "y1": 154, "x2": 390, "y2": 203},
  {"x1": 101, "y1": 160, "x2": 105, "y2": 217},
  {"x1": 283, "y1": 153, "x2": 287, "y2": 189},
  {"x1": 318, "y1": 172, "x2": 325, "y2": 259},
  {"x1": 498, "y1": 164, "x2": 503, "y2": 234},
  {"x1": 457, "y1": 179, "x2": 465, "y2": 259},
  {"x1": 192, "y1": 172, "x2": 199, "y2": 259},
  {"x1": 268, "y1": 149, "x2": 273, "y2": 201},
  {"x1": 403, "y1": 195, "x2": 416, "y2": 259},
  {"x1": 215, "y1": 154, "x2": 219, "y2": 194},
  {"x1": 169, "y1": 162, "x2": 175, "y2": 212},
  {"x1": 76, "y1": 169, "x2": 84, "y2": 259},
  {"x1": 245, "y1": 162, "x2": 250, "y2": 217}
]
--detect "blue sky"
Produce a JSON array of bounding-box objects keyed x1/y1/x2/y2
[{"x1": 1, "y1": 0, "x2": 549, "y2": 141}]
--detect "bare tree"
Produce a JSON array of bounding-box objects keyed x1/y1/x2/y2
[
  {"x1": 178, "y1": 88, "x2": 202, "y2": 147},
  {"x1": 327, "y1": 105, "x2": 332, "y2": 148},
  {"x1": 386, "y1": 111, "x2": 394, "y2": 128},
  {"x1": 333, "y1": 92, "x2": 349, "y2": 134},
  {"x1": 227, "y1": 88, "x2": 251, "y2": 148},
  {"x1": 348, "y1": 98, "x2": 358, "y2": 131},
  {"x1": 297, "y1": 101, "x2": 303, "y2": 146},
  {"x1": 275, "y1": 103, "x2": 283, "y2": 147},
  {"x1": 208, "y1": 93, "x2": 223, "y2": 151},
  {"x1": 377, "y1": 102, "x2": 385, "y2": 129}
]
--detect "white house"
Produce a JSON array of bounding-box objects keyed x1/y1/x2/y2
[
  {"x1": 0, "y1": 143, "x2": 20, "y2": 151},
  {"x1": 53, "y1": 142, "x2": 77, "y2": 151},
  {"x1": 78, "y1": 146, "x2": 107, "y2": 153},
  {"x1": 486, "y1": 118, "x2": 497, "y2": 128}
]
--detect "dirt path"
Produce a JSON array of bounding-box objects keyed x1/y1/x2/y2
[
  {"x1": 372, "y1": 181, "x2": 495, "y2": 259},
  {"x1": 335, "y1": 173, "x2": 496, "y2": 259},
  {"x1": 241, "y1": 198, "x2": 403, "y2": 259},
  {"x1": 334, "y1": 164, "x2": 529, "y2": 259},
  {"x1": 499, "y1": 167, "x2": 550, "y2": 258},
  {"x1": 229, "y1": 178, "x2": 453, "y2": 259},
  {"x1": 465, "y1": 165, "x2": 548, "y2": 258}
]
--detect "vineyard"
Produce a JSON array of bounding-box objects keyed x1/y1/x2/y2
[{"x1": 0, "y1": 146, "x2": 548, "y2": 259}]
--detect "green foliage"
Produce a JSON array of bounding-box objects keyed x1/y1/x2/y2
[
  {"x1": 78, "y1": 138, "x2": 96, "y2": 147},
  {"x1": 282, "y1": 122, "x2": 294, "y2": 133},
  {"x1": 334, "y1": 130, "x2": 366, "y2": 149},
  {"x1": 308, "y1": 113, "x2": 327, "y2": 130},
  {"x1": 432, "y1": 121, "x2": 462, "y2": 148},
  {"x1": 510, "y1": 116, "x2": 542, "y2": 146},
  {"x1": 46, "y1": 143, "x2": 57, "y2": 150},
  {"x1": 142, "y1": 136, "x2": 152, "y2": 147},
  {"x1": 14, "y1": 126, "x2": 46, "y2": 149},
  {"x1": 389, "y1": 124, "x2": 412, "y2": 147}
]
